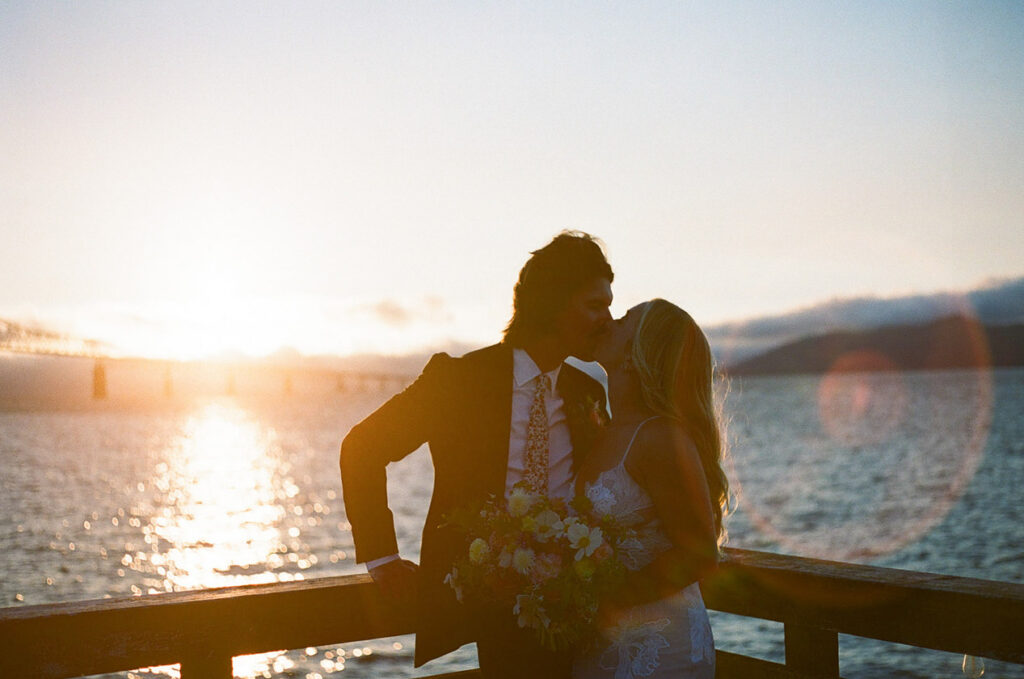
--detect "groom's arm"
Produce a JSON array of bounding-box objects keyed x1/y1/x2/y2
[{"x1": 340, "y1": 353, "x2": 452, "y2": 564}]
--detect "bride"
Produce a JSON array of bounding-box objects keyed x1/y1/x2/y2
[{"x1": 573, "y1": 299, "x2": 730, "y2": 679}]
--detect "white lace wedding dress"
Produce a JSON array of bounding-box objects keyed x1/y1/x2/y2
[{"x1": 572, "y1": 420, "x2": 715, "y2": 679}]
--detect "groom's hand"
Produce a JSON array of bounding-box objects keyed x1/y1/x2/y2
[{"x1": 369, "y1": 558, "x2": 419, "y2": 602}]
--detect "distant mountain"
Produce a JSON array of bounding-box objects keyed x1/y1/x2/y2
[
  {"x1": 707, "y1": 276, "x2": 1024, "y2": 365},
  {"x1": 725, "y1": 316, "x2": 1024, "y2": 376}
]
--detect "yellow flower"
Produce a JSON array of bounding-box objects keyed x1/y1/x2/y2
[
  {"x1": 468, "y1": 537, "x2": 490, "y2": 564},
  {"x1": 573, "y1": 557, "x2": 596, "y2": 580},
  {"x1": 508, "y1": 487, "x2": 539, "y2": 517}
]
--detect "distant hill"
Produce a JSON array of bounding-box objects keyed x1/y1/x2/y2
[
  {"x1": 724, "y1": 316, "x2": 1024, "y2": 376},
  {"x1": 0, "y1": 317, "x2": 106, "y2": 356},
  {"x1": 706, "y1": 276, "x2": 1024, "y2": 365}
]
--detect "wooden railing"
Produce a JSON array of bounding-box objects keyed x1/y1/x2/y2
[{"x1": 2, "y1": 548, "x2": 1022, "y2": 678}]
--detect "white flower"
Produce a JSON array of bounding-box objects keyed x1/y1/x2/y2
[
  {"x1": 444, "y1": 569, "x2": 463, "y2": 602},
  {"x1": 512, "y1": 547, "x2": 536, "y2": 575},
  {"x1": 468, "y1": 538, "x2": 490, "y2": 564},
  {"x1": 498, "y1": 547, "x2": 513, "y2": 569},
  {"x1": 513, "y1": 593, "x2": 551, "y2": 630},
  {"x1": 567, "y1": 522, "x2": 603, "y2": 561},
  {"x1": 507, "y1": 487, "x2": 540, "y2": 517},
  {"x1": 532, "y1": 510, "x2": 565, "y2": 541}
]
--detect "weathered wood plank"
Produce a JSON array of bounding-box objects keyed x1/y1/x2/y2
[
  {"x1": 0, "y1": 574, "x2": 414, "y2": 678},
  {"x1": 180, "y1": 650, "x2": 233, "y2": 679},
  {"x1": 715, "y1": 650, "x2": 844, "y2": 679},
  {"x1": 1, "y1": 549, "x2": 1021, "y2": 678},
  {"x1": 784, "y1": 624, "x2": 839, "y2": 677},
  {"x1": 701, "y1": 548, "x2": 1024, "y2": 663}
]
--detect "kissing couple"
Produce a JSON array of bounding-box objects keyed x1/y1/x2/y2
[{"x1": 341, "y1": 232, "x2": 729, "y2": 678}]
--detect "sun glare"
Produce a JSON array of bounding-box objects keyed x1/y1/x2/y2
[
  {"x1": 106, "y1": 292, "x2": 303, "y2": 361},
  {"x1": 93, "y1": 290, "x2": 498, "y2": 362}
]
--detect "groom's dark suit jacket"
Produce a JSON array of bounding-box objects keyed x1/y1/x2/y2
[{"x1": 340, "y1": 342, "x2": 606, "y2": 667}]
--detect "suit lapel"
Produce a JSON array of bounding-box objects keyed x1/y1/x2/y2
[
  {"x1": 558, "y1": 364, "x2": 603, "y2": 474},
  {"x1": 464, "y1": 347, "x2": 603, "y2": 496},
  {"x1": 472, "y1": 344, "x2": 514, "y2": 497}
]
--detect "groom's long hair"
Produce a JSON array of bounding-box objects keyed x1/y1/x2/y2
[{"x1": 502, "y1": 231, "x2": 613, "y2": 346}]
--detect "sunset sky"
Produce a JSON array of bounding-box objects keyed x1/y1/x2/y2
[{"x1": 2, "y1": 2, "x2": 1022, "y2": 360}]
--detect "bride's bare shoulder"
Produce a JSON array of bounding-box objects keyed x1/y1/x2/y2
[{"x1": 627, "y1": 417, "x2": 701, "y2": 476}]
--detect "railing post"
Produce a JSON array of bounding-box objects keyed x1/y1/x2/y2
[
  {"x1": 784, "y1": 623, "x2": 839, "y2": 678},
  {"x1": 180, "y1": 649, "x2": 233, "y2": 679}
]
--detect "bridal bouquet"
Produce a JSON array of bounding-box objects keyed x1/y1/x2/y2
[{"x1": 444, "y1": 483, "x2": 634, "y2": 651}]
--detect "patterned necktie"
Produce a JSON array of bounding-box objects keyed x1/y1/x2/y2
[{"x1": 523, "y1": 373, "x2": 551, "y2": 494}]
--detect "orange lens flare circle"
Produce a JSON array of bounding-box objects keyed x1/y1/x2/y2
[
  {"x1": 818, "y1": 351, "x2": 908, "y2": 447},
  {"x1": 727, "y1": 307, "x2": 994, "y2": 564}
]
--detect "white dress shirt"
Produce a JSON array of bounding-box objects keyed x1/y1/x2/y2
[
  {"x1": 505, "y1": 348, "x2": 574, "y2": 502},
  {"x1": 366, "y1": 348, "x2": 576, "y2": 572}
]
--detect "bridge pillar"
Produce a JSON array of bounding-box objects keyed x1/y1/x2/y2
[{"x1": 92, "y1": 360, "x2": 107, "y2": 399}]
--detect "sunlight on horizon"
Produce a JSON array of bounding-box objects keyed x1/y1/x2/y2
[
  {"x1": 3, "y1": 2, "x2": 1022, "y2": 363},
  {"x1": 67, "y1": 292, "x2": 504, "y2": 362}
]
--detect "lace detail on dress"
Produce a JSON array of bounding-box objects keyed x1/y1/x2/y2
[
  {"x1": 585, "y1": 466, "x2": 673, "y2": 571},
  {"x1": 575, "y1": 417, "x2": 715, "y2": 679},
  {"x1": 598, "y1": 615, "x2": 672, "y2": 679},
  {"x1": 687, "y1": 604, "x2": 714, "y2": 665},
  {"x1": 587, "y1": 480, "x2": 616, "y2": 516}
]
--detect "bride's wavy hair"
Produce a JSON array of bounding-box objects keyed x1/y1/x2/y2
[{"x1": 630, "y1": 299, "x2": 732, "y2": 546}]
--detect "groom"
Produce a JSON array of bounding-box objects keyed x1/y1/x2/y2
[{"x1": 340, "y1": 231, "x2": 613, "y2": 678}]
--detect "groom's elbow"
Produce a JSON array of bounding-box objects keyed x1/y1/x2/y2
[{"x1": 339, "y1": 424, "x2": 369, "y2": 478}]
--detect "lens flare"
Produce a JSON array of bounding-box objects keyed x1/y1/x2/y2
[{"x1": 726, "y1": 305, "x2": 994, "y2": 564}]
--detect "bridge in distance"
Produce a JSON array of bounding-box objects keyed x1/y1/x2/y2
[{"x1": 0, "y1": 324, "x2": 413, "y2": 401}]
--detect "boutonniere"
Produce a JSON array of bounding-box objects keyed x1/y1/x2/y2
[{"x1": 571, "y1": 394, "x2": 609, "y2": 430}]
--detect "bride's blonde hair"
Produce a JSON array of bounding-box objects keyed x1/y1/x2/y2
[{"x1": 630, "y1": 299, "x2": 731, "y2": 544}]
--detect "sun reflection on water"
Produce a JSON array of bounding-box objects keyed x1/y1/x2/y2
[
  {"x1": 138, "y1": 401, "x2": 291, "y2": 678},
  {"x1": 146, "y1": 402, "x2": 285, "y2": 589}
]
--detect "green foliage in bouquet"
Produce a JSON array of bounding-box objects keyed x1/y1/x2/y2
[{"x1": 444, "y1": 482, "x2": 635, "y2": 651}]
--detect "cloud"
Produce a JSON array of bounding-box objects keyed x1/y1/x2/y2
[
  {"x1": 354, "y1": 297, "x2": 455, "y2": 327},
  {"x1": 366, "y1": 300, "x2": 413, "y2": 326}
]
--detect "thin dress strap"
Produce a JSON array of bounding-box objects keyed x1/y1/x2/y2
[{"x1": 615, "y1": 415, "x2": 661, "y2": 469}]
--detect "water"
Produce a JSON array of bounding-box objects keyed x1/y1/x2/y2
[{"x1": 1, "y1": 368, "x2": 1022, "y2": 678}]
